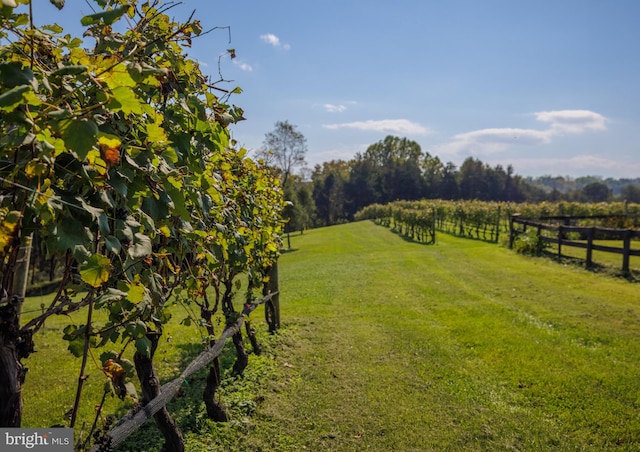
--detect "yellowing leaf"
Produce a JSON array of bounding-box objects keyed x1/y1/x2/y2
[
  {"x1": 146, "y1": 122, "x2": 167, "y2": 146},
  {"x1": 37, "y1": 128, "x2": 66, "y2": 157},
  {"x1": 69, "y1": 47, "x2": 90, "y2": 66},
  {"x1": 104, "y1": 64, "x2": 137, "y2": 89},
  {"x1": 85, "y1": 148, "x2": 108, "y2": 176},
  {"x1": 79, "y1": 253, "x2": 111, "y2": 288},
  {"x1": 108, "y1": 86, "x2": 143, "y2": 115},
  {"x1": 98, "y1": 135, "x2": 122, "y2": 150},
  {"x1": 98, "y1": 133, "x2": 122, "y2": 166},
  {"x1": 0, "y1": 210, "x2": 21, "y2": 250},
  {"x1": 103, "y1": 359, "x2": 125, "y2": 380},
  {"x1": 24, "y1": 161, "x2": 49, "y2": 178},
  {"x1": 126, "y1": 283, "x2": 146, "y2": 304}
]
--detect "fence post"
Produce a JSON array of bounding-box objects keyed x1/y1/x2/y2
[
  {"x1": 622, "y1": 229, "x2": 632, "y2": 275},
  {"x1": 432, "y1": 209, "x2": 436, "y2": 244},
  {"x1": 495, "y1": 206, "x2": 501, "y2": 243},
  {"x1": 12, "y1": 233, "x2": 33, "y2": 318},
  {"x1": 509, "y1": 214, "x2": 520, "y2": 249},
  {"x1": 585, "y1": 227, "x2": 594, "y2": 268},
  {"x1": 557, "y1": 225, "x2": 563, "y2": 258}
]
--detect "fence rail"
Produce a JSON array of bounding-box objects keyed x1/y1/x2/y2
[
  {"x1": 510, "y1": 215, "x2": 640, "y2": 274},
  {"x1": 90, "y1": 291, "x2": 279, "y2": 452}
]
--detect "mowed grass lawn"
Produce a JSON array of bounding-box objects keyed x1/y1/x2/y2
[
  {"x1": 246, "y1": 220, "x2": 640, "y2": 451},
  {"x1": 19, "y1": 220, "x2": 640, "y2": 451}
]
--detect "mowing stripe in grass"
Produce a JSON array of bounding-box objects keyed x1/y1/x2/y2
[{"x1": 238, "y1": 221, "x2": 640, "y2": 451}]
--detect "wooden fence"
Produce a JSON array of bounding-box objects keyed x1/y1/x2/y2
[{"x1": 509, "y1": 215, "x2": 640, "y2": 274}]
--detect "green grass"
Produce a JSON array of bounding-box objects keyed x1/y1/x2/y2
[
  {"x1": 20, "y1": 221, "x2": 640, "y2": 451},
  {"x1": 236, "y1": 221, "x2": 640, "y2": 451}
]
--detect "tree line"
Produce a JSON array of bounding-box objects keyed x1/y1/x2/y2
[
  {"x1": 526, "y1": 175, "x2": 640, "y2": 203},
  {"x1": 260, "y1": 124, "x2": 640, "y2": 231}
]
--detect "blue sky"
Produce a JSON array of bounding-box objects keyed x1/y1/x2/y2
[{"x1": 34, "y1": 0, "x2": 640, "y2": 178}]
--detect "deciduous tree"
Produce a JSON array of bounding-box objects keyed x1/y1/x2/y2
[{"x1": 258, "y1": 120, "x2": 307, "y2": 188}]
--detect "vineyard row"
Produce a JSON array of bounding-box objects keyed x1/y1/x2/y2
[{"x1": 355, "y1": 200, "x2": 640, "y2": 244}]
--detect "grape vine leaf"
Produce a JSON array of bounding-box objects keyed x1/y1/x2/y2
[
  {"x1": 67, "y1": 337, "x2": 85, "y2": 357},
  {"x1": 80, "y1": 5, "x2": 129, "y2": 26},
  {"x1": 78, "y1": 197, "x2": 110, "y2": 235},
  {"x1": 104, "y1": 235, "x2": 121, "y2": 253},
  {"x1": 0, "y1": 61, "x2": 35, "y2": 88},
  {"x1": 0, "y1": 85, "x2": 30, "y2": 111},
  {"x1": 79, "y1": 253, "x2": 111, "y2": 288},
  {"x1": 108, "y1": 86, "x2": 143, "y2": 115},
  {"x1": 58, "y1": 118, "x2": 99, "y2": 160},
  {"x1": 47, "y1": 220, "x2": 91, "y2": 258},
  {"x1": 0, "y1": 211, "x2": 21, "y2": 250},
  {"x1": 125, "y1": 283, "x2": 146, "y2": 304},
  {"x1": 95, "y1": 288, "x2": 127, "y2": 306},
  {"x1": 127, "y1": 232, "x2": 152, "y2": 259},
  {"x1": 135, "y1": 336, "x2": 152, "y2": 358}
]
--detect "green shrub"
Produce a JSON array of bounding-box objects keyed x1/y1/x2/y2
[{"x1": 513, "y1": 229, "x2": 548, "y2": 255}]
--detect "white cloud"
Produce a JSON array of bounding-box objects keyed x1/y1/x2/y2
[
  {"x1": 435, "y1": 127, "x2": 551, "y2": 158},
  {"x1": 260, "y1": 33, "x2": 290, "y2": 49},
  {"x1": 439, "y1": 109, "x2": 608, "y2": 157},
  {"x1": 233, "y1": 60, "x2": 253, "y2": 72},
  {"x1": 454, "y1": 128, "x2": 552, "y2": 145},
  {"x1": 506, "y1": 155, "x2": 640, "y2": 178},
  {"x1": 324, "y1": 104, "x2": 347, "y2": 113},
  {"x1": 260, "y1": 33, "x2": 280, "y2": 46},
  {"x1": 534, "y1": 109, "x2": 607, "y2": 134},
  {"x1": 323, "y1": 119, "x2": 431, "y2": 135}
]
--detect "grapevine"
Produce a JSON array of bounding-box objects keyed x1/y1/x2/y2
[{"x1": 0, "y1": 0, "x2": 285, "y2": 448}]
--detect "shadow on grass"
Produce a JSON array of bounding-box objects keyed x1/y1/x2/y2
[
  {"x1": 436, "y1": 229, "x2": 501, "y2": 245},
  {"x1": 395, "y1": 231, "x2": 435, "y2": 246},
  {"x1": 25, "y1": 279, "x2": 64, "y2": 297},
  {"x1": 114, "y1": 334, "x2": 263, "y2": 451},
  {"x1": 173, "y1": 339, "x2": 242, "y2": 379},
  {"x1": 391, "y1": 226, "x2": 499, "y2": 246},
  {"x1": 539, "y1": 250, "x2": 639, "y2": 283}
]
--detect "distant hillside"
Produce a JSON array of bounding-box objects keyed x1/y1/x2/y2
[{"x1": 526, "y1": 176, "x2": 640, "y2": 195}]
